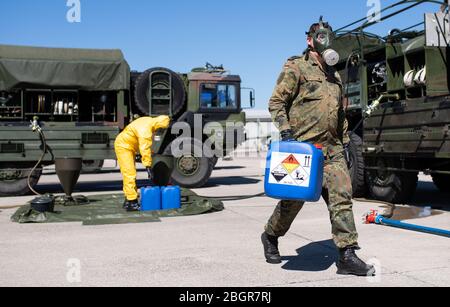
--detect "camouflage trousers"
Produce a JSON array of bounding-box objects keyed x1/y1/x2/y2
[{"x1": 265, "y1": 153, "x2": 359, "y2": 249}]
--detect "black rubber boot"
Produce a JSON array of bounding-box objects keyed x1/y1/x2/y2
[
  {"x1": 124, "y1": 199, "x2": 140, "y2": 212},
  {"x1": 261, "y1": 232, "x2": 282, "y2": 264},
  {"x1": 336, "y1": 247, "x2": 376, "y2": 277}
]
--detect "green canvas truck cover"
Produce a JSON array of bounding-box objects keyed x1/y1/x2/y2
[
  {"x1": 0, "y1": 44, "x2": 130, "y2": 91},
  {"x1": 333, "y1": 33, "x2": 385, "y2": 61}
]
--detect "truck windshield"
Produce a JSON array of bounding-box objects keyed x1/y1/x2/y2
[{"x1": 200, "y1": 84, "x2": 237, "y2": 110}]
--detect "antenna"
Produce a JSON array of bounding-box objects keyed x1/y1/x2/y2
[{"x1": 335, "y1": 0, "x2": 443, "y2": 38}]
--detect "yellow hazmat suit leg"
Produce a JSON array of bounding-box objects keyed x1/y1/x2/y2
[{"x1": 115, "y1": 144, "x2": 138, "y2": 201}]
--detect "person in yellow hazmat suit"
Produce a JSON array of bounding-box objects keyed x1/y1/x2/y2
[{"x1": 114, "y1": 115, "x2": 171, "y2": 211}]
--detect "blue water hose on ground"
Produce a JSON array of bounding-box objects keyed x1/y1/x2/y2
[{"x1": 365, "y1": 210, "x2": 450, "y2": 238}]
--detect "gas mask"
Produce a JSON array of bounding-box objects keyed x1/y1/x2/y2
[{"x1": 310, "y1": 17, "x2": 340, "y2": 66}]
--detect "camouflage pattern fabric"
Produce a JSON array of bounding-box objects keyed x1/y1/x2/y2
[
  {"x1": 265, "y1": 54, "x2": 358, "y2": 249},
  {"x1": 269, "y1": 54, "x2": 350, "y2": 157},
  {"x1": 265, "y1": 153, "x2": 358, "y2": 248}
]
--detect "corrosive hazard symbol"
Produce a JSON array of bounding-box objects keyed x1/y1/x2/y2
[{"x1": 271, "y1": 165, "x2": 288, "y2": 182}]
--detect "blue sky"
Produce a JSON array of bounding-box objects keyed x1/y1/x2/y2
[{"x1": 0, "y1": 0, "x2": 442, "y2": 109}]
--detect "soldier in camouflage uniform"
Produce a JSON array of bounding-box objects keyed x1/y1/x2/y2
[{"x1": 261, "y1": 19, "x2": 375, "y2": 277}]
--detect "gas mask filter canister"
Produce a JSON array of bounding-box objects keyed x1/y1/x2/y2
[{"x1": 321, "y1": 49, "x2": 340, "y2": 66}]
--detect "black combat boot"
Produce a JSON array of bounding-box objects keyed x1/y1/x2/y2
[
  {"x1": 124, "y1": 199, "x2": 140, "y2": 212},
  {"x1": 336, "y1": 246, "x2": 376, "y2": 277},
  {"x1": 261, "y1": 232, "x2": 282, "y2": 264}
]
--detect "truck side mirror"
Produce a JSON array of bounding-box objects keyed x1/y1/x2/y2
[
  {"x1": 241, "y1": 87, "x2": 256, "y2": 109},
  {"x1": 250, "y1": 90, "x2": 255, "y2": 108}
]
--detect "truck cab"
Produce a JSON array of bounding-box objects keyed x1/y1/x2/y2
[{"x1": 132, "y1": 64, "x2": 253, "y2": 188}]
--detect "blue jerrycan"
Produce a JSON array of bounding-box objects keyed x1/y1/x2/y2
[
  {"x1": 265, "y1": 141, "x2": 324, "y2": 202},
  {"x1": 161, "y1": 186, "x2": 181, "y2": 210},
  {"x1": 140, "y1": 186, "x2": 161, "y2": 211}
]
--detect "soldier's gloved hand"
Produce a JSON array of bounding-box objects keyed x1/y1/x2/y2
[
  {"x1": 280, "y1": 129, "x2": 295, "y2": 142},
  {"x1": 146, "y1": 167, "x2": 154, "y2": 184},
  {"x1": 135, "y1": 154, "x2": 142, "y2": 163}
]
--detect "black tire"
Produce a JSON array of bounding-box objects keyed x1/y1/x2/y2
[
  {"x1": 164, "y1": 138, "x2": 215, "y2": 188},
  {"x1": 134, "y1": 67, "x2": 186, "y2": 117},
  {"x1": 81, "y1": 160, "x2": 104, "y2": 174},
  {"x1": 347, "y1": 134, "x2": 366, "y2": 197},
  {"x1": 0, "y1": 164, "x2": 42, "y2": 197},
  {"x1": 366, "y1": 160, "x2": 418, "y2": 204},
  {"x1": 432, "y1": 174, "x2": 450, "y2": 193}
]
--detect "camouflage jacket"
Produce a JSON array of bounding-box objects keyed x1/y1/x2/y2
[{"x1": 269, "y1": 54, "x2": 349, "y2": 158}]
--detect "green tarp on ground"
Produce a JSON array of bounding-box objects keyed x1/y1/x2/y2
[
  {"x1": 0, "y1": 44, "x2": 130, "y2": 91},
  {"x1": 11, "y1": 189, "x2": 224, "y2": 226}
]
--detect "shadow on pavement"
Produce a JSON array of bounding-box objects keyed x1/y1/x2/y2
[
  {"x1": 281, "y1": 240, "x2": 338, "y2": 272},
  {"x1": 36, "y1": 179, "x2": 150, "y2": 194},
  {"x1": 213, "y1": 166, "x2": 246, "y2": 171},
  {"x1": 36, "y1": 176, "x2": 261, "y2": 194},
  {"x1": 203, "y1": 176, "x2": 261, "y2": 188}
]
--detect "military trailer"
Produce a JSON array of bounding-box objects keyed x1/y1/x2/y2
[
  {"x1": 0, "y1": 45, "x2": 253, "y2": 196},
  {"x1": 334, "y1": 0, "x2": 450, "y2": 203}
]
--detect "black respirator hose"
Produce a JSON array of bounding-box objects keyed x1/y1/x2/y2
[
  {"x1": 28, "y1": 125, "x2": 48, "y2": 196},
  {"x1": 344, "y1": 51, "x2": 364, "y2": 138}
]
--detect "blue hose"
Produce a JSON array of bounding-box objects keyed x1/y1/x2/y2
[{"x1": 375, "y1": 216, "x2": 450, "y2": 238}]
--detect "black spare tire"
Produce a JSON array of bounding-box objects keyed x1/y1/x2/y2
[{"x1": 134, "y1": 67, "x2": 186, "y2": 117}]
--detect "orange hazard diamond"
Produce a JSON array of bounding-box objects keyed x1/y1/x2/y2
[
  {"x1": 282, "y1": 155, "x2": 300, "y2": 174},
  {"x1": 283, "y1": 155, "x2": 299, "y2": 165}
]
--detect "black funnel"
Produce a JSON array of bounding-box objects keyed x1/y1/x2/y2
[{"x1": 55, "y1": 158, "x2": 82, "y2": 197}]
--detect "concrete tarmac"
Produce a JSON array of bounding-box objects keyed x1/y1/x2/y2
[{"x1": 0, "y1": 156, "x2": 449, "y2": 287}]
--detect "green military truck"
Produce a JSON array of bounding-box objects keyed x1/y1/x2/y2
[
  {"x1": 0, "y1": 45, "x2": 252, "y2": 196},
  {"x1": 333, "y1": 0, "x2": 450, "y2": 203}
]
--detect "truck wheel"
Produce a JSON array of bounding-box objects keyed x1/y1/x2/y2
[
  {"x1": 432, "y1": 174, "x2": 450, "y2": 193},
  {"x1": 134, "y1": 67, "x2": 186, "y2": 117},
  {"x1": 347, "y1": 134, "x2": 366, "y2": 197},
  {"x1": 171, "y1": 155, "x2": 215, "y2": 188},
  {"x1": 81, "y1": 160, "x2": 104, "y2": 174},
  {"x1": 0, "y1": 164, "x2": 42, "y2": 196},
  {"x1": 164, "y1": 139, "x2": 215, "y2": 188},
  {"x1": 366, "y1": 160, "x2": 418, "y2": 204}
]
